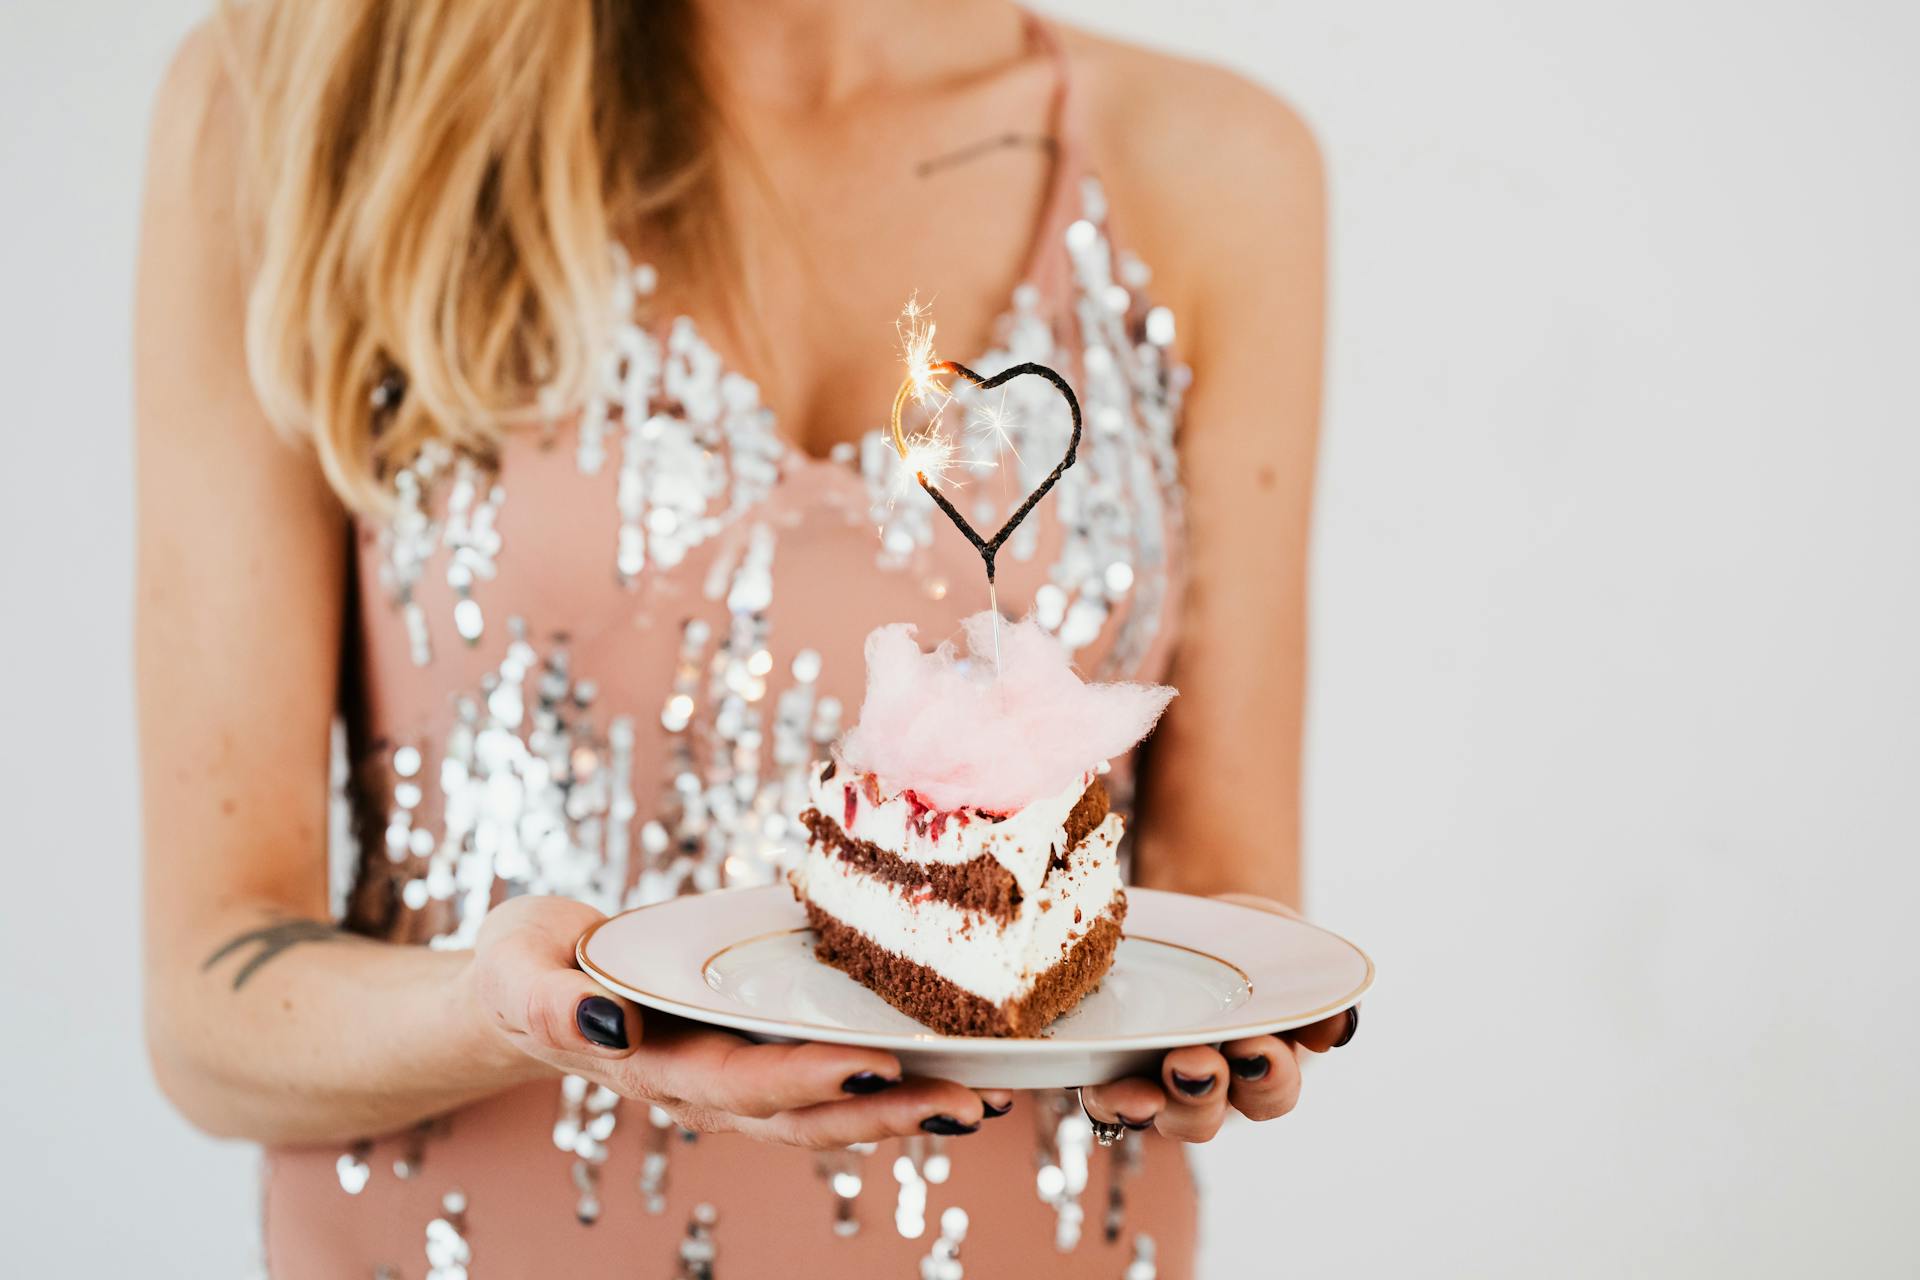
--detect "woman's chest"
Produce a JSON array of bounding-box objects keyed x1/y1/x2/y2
[
  {"x1": 363, "y1": 198, "x2": 1186, "y2": 695},
  {"x1": 340, "y1": 189, "x2": 1186, "y2": 942}
]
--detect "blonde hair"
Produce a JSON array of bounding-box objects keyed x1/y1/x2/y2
[{"x1": 232, "y1": 0, "x2": 721, "y2": 511}]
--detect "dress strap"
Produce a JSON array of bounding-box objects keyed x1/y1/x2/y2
[{"x1": 1015, "y1": 10, "x2": 1085, "y2": 291}]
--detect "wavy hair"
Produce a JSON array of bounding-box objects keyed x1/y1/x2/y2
[{"x1": 231, "y1": 0, "x2": 721, "y2": 510}]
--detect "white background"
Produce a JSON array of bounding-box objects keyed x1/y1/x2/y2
[{"x1": 2, "y1": 0, "x2": 1915, "y2": 1274}]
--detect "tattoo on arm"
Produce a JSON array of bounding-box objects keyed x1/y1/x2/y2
[
  {"x1": 203, "y1": 919, "x2": 342, "y2": 990},
  {"x1": 916, "y1": 132, "x2": 1058, "y2": 178}
]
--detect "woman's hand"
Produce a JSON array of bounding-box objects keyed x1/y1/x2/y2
[
  {"x1": 1079, "y1": 894, "x2": 1358, "y2": 1143},
  {"x1": 466, "y1": 895, "x2": 1010, "y2": 1148}
]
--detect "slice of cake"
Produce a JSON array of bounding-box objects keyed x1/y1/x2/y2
[
  {"x1": 795, "y1": 762, "x2": 1126, "y2": 1037},
  {"x1": 789, "y1": 613, "x2": 1175, "y2": 1038}
]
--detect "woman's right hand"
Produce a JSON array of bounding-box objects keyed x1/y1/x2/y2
[{"x1": 465, "y1": 895, "x2": 1005, "y2": 1148}]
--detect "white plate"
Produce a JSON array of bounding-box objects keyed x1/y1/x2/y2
[{"x1": 577, "y1": 885, "x2": 1374, "y2": 1088}]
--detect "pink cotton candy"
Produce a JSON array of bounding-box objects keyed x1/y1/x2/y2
[{"x1": 837, "y1": 613, "x2": 1176, "y2": 814}]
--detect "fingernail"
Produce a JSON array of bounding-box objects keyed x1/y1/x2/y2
[
  {"x1": 842, "y1": 1072, "x2": 900, "y2": 1095},
  {"x1": 920, "y1": 1114, "x2": 981, "y2": 1136},
  {"x1": 982, "y1": 1099, "x2": 1013, "y2": 1119},
  {"x1": 575, "y1": 996, "x2": 628, "y2": 1050},
  {"x1": 1229, "y1": 1054, "x2": 1271, "y2": 1082},
  {"x1": 1119, "y1": 1115, "x2": 1155, "y2": 1131},
  {"x1": 1334, "y1": 1005, "x2": 1360, "y2": 1049},
  {"x1": 1170, "y1": 1070, "x2": 1216, "y2": 1097}
]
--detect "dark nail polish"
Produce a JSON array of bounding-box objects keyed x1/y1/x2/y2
[
  {"x1": 1119, "y1": 1115, "x2": 1155, "y2": 1131},
  {"x1": 1334, "y1": 1005, "x2": 1360, "y2": 1049},
  {"x1": 1170, "y1": 1070, "x2": 1216, "y2": 1097},
  {"x1": 576, "y1": 996, "x2": 628, "y2": 1050},
  {"x1": 982, "y1": 1099, "x2": 1013, "y2": 1118},
  {"x1": 842, "y1": 1072, "x2": 899, "y2": 1095},
  {"x1": 920, "y1": 1114, "x2": 981, "y2": 1136},
  {"x1": 1229, "y1": 1054, "x2": 1271, "y2": 1082}
]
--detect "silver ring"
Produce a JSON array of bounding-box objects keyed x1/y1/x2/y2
[{"x1": 1077, "y1": 1088, "x2": 1125, "y2": 1147}]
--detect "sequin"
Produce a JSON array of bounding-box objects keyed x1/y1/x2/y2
[
  {"x1": 636, "y1": 524, "x2": 839, "y2": 901},
  {"x1": 815, "y1": 1141, "x2": 873, "y2": 1238},
  {"x1": 348, "y1": 623, "x2": 637, "y2": 947},
  {"x1": 920, "y1": 1206, "x2": 970, "y2": 1279},
  {"x1": 1032, "y1": 1092, "x2": 1094, "y2": 1252},
  {"x1": 424, "y1": 1190, "x2": 472, "y2": 1280},
  {"x1": 376, "y1": 445, "x2": 510, "y2": 665},
  {"x1": 443, "y1": 456, "x2": 504, "y2": 647},
  {"x1": 675, "y1": 1204, "x2": 719, "y2": 1280},
  {"x1": 378, "y1": 454, "x2": 440, "y2": 668},
  {"x1": 594, "y1": 247, "x2": 783, "y2": 586},
  {"x1": 554, "y1": 1074, "x2": 622, "y2": 1222},
  {"x1": 638, "y1": 1104, "x2": 677, "y2": 1214},
  {"x1": 1103, "y1": 1129, "x2": 1145, "y2": 1243},
  {"x1": 1144, "y1": 306, "x2": 1175, "y2": 349},
  {"x1": 335, "y1": 1142, "x2": 372, "y2": 1195},
  {"x1": 893, "y1": 1150, "x2": 928, "y2": 1240}
]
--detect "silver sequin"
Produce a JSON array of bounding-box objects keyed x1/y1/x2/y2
[
  {"x1": 1033, "y1": 1091, "x2": 1094, "y2": 1252},
  {"x1": 815, "y1": 1141, "x2": 875, "y2": 1238},
  {"x1": 424, "y1": 1190, "x2": 472, "y2": 1280},
  {"x1": 638, "y1": 1104, "x2": 677, "y2": 1214},
  {"x1": 920, "y1": 1206, "x2": 970, "y2": 1280},
  {"x1": 335, "y1": 1141, "x2": 372, "y2": 1195},
  {"x1": 675, "y1": 1203, "x2": 719, "y2": 1280},
  {"x1": 553, "y1": 1074, "x2": 622, "y2": 1223},
  {"x1": 591, "y1": 247, "x2": 783, "y2": 584}
]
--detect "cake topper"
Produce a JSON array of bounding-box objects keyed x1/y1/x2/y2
[{"x1": 887, "y1": 298, "x2": 1083, "y2": 659}]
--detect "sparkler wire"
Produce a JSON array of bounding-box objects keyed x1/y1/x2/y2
[{"x1": 887, "y1": 358, "x2": 1083, "y2": 586}]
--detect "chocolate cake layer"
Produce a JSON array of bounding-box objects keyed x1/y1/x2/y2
[
  {"x1": 1061, "y1": 777, "x2": 1112, "y2": 849},
  {"x1": 803, "y1": 896, "x2": 1126, "y2": 1039},
  {"x1": 801, "y1": 808, "x2": 1020, "y2": 918},
  {"x1": 1048, "y1": 779, "x2": 1112, "y2": 880},
  {"x1": 800, "y1": 778, "x2": 1111, "y2": 920}
]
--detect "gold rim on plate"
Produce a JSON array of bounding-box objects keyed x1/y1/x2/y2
[{"x1": 575, "y1": 887, "x2": 1374, "y2": 1048}]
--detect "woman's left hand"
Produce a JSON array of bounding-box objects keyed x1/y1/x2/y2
[{"x1": 1078, "y1": 894, "x2": 1359, "y2": 1143}]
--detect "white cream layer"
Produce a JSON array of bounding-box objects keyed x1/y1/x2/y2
[
  {"x1": 807, "y1": 762, "x2": 1095, "y2": 900},
  {"x1": 793, "y1": 813, "x2": 1125, "y2": 1005}
]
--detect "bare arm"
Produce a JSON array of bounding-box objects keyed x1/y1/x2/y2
[
  {"x1": 1126, "y1": 69, "x2": 1327, "y2": 908},
  {"x1": 134, "y1": 28, "x2": 536, "y2": 1142},
  {"x1": 1080, "y1": 52, "x2": 1340, "y2": 1139},
  {"x1": 136, "y1": 27, "x2": 995, "y2": 1147}
]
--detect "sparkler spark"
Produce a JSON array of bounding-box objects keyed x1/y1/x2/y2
[
  {"x1": 896, "y1": 294, "x2": 948, "y2": 405},
  {"x1": 967, "y1": 392, "x2": 1022, "y2": 467},
  {"x1": 880, "y1": 293, "x2": 1084, "y2": 676},
  {"x1": 894, "y1": 429, "x2": 961, "y2": 498},
  {"x1": 887, "y1": 295, "x2": 964, "y2": 507}
]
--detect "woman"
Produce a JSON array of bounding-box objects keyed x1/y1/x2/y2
[{"x1": 135, "y1": 1, "x2": 1341, "y2": 1273}]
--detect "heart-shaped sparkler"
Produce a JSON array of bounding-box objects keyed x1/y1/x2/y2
[{"x1": 888, "y1": 358, "x2": 1082, "y2": 585}]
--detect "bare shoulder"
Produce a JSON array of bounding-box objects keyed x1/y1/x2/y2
[
  {"x1": 1059, "y1": 26, "x2": 1318, "y2": 153},
  {"x1": 137, "y1": 8, "x2": 283, "y2": 450},
  {"x1": 1050, "y1": 24, "x2": 1324, "y2": 318},
  {"x1": 151, "y1": 13, "x2": 236, "y2": 143},
  {"x1": 147, "y1": 6, "x2": 271, "y2": 196},
  {"x1": 140, "y1": 6, "x2": 284, "y2": 333}
]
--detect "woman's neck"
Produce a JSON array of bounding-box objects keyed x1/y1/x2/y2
[{"x1": 697, "y1": 0, "x2": 1027, "y2": 112}]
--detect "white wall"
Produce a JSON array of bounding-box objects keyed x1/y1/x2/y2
[
  {"x1": 3, "y1": 1, "x2": 1915, "y2": 1274},
  {"x1": 1, "y1": 1, "x2": 268, "y2": 1273}
]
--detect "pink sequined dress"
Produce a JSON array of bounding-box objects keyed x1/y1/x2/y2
[{"x1": 263, "y1": 22, "x2": 1195, "y2": 1278}]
